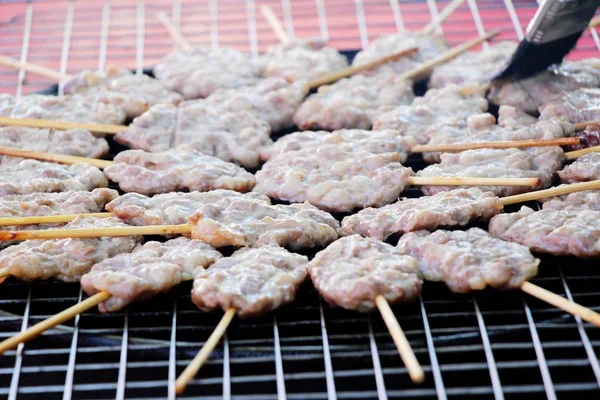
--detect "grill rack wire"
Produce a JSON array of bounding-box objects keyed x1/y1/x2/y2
[{"x1": 1, "y1": 0, "x2": 600, "y2": 399}]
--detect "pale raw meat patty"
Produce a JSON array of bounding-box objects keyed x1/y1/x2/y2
[
  {"x1": 0, "y1": 216, "x2": 140, "y2": 282},
  {"x1": 0, "y1": 93, "x2": 126, "y2": 125},
  {"x1": 189, "y1": 197, "x2": 340, "y2": 249},
  {"x1": 114, "y1": 102, "x2": 272, "y2": 168},
  {"x1": 103, "y1": 149, "x2": 255, "y2": 195},
  {"x1": 539, "y1": 88, "x2": 600, "y2": 124},
  {"x1": 63, "y1": 67, "x2": 183, "y2": 119},
  {"x1": 429, "y1": 41, "x2": 517, "y2": 88},
  {"x1": 352, "y1": 31, "x2": 449, "y2": 80},
  {"x1": 558, "y1": 152, "x2": 600, "y2": 183},
  {"x1": 417, "y1": 147, "x2": 564, "y2": 197},
  {"x1": 153, "y1": 47, "x2": 262, "y2": 99},
  {"x1": 206, "y1": 77, "x2": 306, "y2": 131},
  {"x1": 254, "y1": 145, "x2": 414, "y2": 212},
  {"x1": 309, "y1": 235, "x2": 422, "y2": 312},
  {"x1": 489, "y1": 206, "x2": 600, "y2": 258},
  {"x1": 341, "y1": 188, "x2": 503, "y2": 240},
  {"x1": 542, "y1": 190, "x2": 600, "y2": 211},
  {"x1": 373, "y1": 84, "x2": 488, "y2": 143},
  {"x1": 397, "y1": 228, "x2": 539, "y2": 293},
  {"x1": 81, "y1": 237, "x2": 222, "y2": 312},
  {"x1": 0, "y1": 158, "x2": 107, "y2": 196},
  {"x1": 192, "y1": 246, "x2": 308, "y2": 318},
  {"x1": 106, "y1": 190, "x2": 271, "y2": 226},
  {"x1": 259, "y1": 129, "x2": 417, "y2": 162},
  {"x1": 261, "y1": 38, "x2": 349, "y2": 82},
  {"x1": 293, "y1": 72, "x2": 414, "y2": 130}
]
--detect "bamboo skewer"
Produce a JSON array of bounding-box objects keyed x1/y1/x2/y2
[
  {"x1": 419, "y1": 0, "x2": 467, "y2": 35},
  {"x1": 156, "y1": 12, "x2": 193, "y2": 50},
  {"x1": 573, "y1": 120, "x2": 600, "y2": 131},
  {"x1": 0, "y1": 224, "x2": 191, "y2": 241},
  {"x1": 0, "y1": 56, "x2": 70, "y2": 81},
  {"x1": 409, "y1": 176, "x2": 539, "y2": 187},
  {"x1": 412, "y1": 137, "x2": 581, "y2": 153},
  {"x1": 565, "y1": 144, "x2": 600, "y2": 160},
  {"x1": 0, "y1": 212, "x2": 111, "y2": 227},
  {"x1": 401, "y1": 29, "x2": 500, "y2": 81},
  {"x1": 0, "y1": 117, "x2": 124, "y2": 134},
  {"x1": 260, "y1": 6, "x2": 291, "y2": 44},
  {"x1": 498, "y1": 179, "x2": 600, "y2": 206},
  {"x1": 0, "y1": 146, "x2": 113, "y2": 168}
]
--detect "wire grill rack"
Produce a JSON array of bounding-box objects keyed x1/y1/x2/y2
[{"x1": 1, "y1": 0, "x2": 600, "y2": 399}]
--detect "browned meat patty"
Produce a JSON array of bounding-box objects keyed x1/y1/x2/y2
[
  {"x1": 542, "y1": 190, "x2": 600, "y2": 211},
  {"x1": 397, "y1": 228, "x2": 539, "y2": 293},
  {"x1": 489, "y1": 206, "x2": 600, "y2": 258},
  {"x1": 0, "y1": 93, "x2": 126, "y2": 125},
  {"x1": 106, "y1": 190, "x2": 271, "y2": 226},
  {"x1": 259, "y1": 129, "x2": 417, "y2": 162},
  {"x1": 255, "y1": 145, "x2": 414, "y2": 212},
  {"x1": 340, "y1": 188, "x2": 503, "y2": 240},
  {"x1": 293, "y1": 72, "x2": 414, "y2": 130},
  {"x1": 0, "y1": 216, "x2": 140, "y2": 282},
  {"x1": 261, "y1": 38, "x2": 349, "y2": 82},
  {"x1": 0, "y1": 126, "x2": 109, "y2": 159},
  {"x1": 81, "y1": 237, "x2": 222, "y2": 313},
  {"x1": 115, "y1": 101, "x2": 272, "y2": 168},
  {"x1": 429, "y1": 41, "x2": 517, "y2": 88},
  {"x1": 309, "y1": 235, "x2": 422, "y2": 312},
  {"x1": 558, "y1": 152, "x2": 600, "y2": 183},
  {"x1": 352, "y1": 31, "x2": 449, "y2": 80},
  {"x1": 417, "y1": 147, "x2": 565, "y2": 197},
  {"x1": 566, "y1": 123, "x2": 600, "y2": 151},
  {"x1": 0, "y1": 158, "x2": 107, "y2": 196},
  {"x1": 373, "y1": 84, "x2": 489, "y2": 143},
  {"x1": 103, "y1": 149, "x2": 255, "y2": 195},
  {"x1": 63, "y1": 67, "x2": 183, "y2": 119},
  {"x1": 153, "y1": 47, "x2": 262, "y2": 99},
  {"x1": 192, "y1": 246, "x2": 308, "y2": 318},
  {"x1": 189, "y1": 197, "x2": 340, "y2": 249}
]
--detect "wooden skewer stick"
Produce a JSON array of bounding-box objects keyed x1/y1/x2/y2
[
  {"x1": 589, "y1": 15, "x2": 600, "y2": 29},
  {"x1": 375, "y1": 295, "x2": 425, "y2": 383},
  {"x1": 176, "y1": 308, "x2": 237, "y2": 394},
  {"x1": 260, "y1": 5, "x2": 291, "y2": 44},
  {"x1": 0, "y1": 117, "x2": 123, "y2": 134},
  {"x1": 156, "y1": 12, "x2": 193, "y2": 50},
  {"x1": 0, "y1": 55, "x2": 70, "y2": 81},
  {"x1": 0, "y1": 212, "x2": 111, "y2": 227},
  {"x1": 521, "y1": 282, "x2": 600, "y2": 327},
  {"x1": 409, "y1": 176, "x2": 540, "y2": 187},
  {"x1": 412, "y1": 137, "x2": 581, "y2": 153},
  {"x1": 401, "y1": 29, "x2": 500, "y2": 81},
  {"x1": 573, "y1": 120, "x2": 600, "y2": 131},
  {"x1": 306, "y1": 47, "x2": 419, "y2": 90},
  {"x1": 420, "y1": 0, "x2": 467, "y2": 35},
  {"x1": 0, "y1": 224, "x2": 191, "y2": 241},
  {"x1": 499, "y1": 179, "x2": 600, "y2": 206},
  {"x1": 565, "y1": 144, "x2": 600, "y2": 160},
  {"x1": 0, "y1": 291, "x2": 110, "y2": 354},
  {"x1": 0, "y1": 146, "x2": 113, "y2": 168}
]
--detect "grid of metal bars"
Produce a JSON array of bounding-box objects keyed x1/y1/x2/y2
[{"x1": 0, "y1": 0, "x2": 599, "y2": 398}]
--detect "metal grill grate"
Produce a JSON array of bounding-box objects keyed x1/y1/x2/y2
[{"x1": 1, "y1": 0, "x2": 600, "y2": 399}]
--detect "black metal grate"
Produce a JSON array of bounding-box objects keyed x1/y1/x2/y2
[{"x1": 0, "y1": 1, "x2": 600, "y2": 399}]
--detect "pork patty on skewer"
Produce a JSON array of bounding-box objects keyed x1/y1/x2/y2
[
  {"x1": 489, "y1": 206, "x2": 600, "y2": 258},
  {"x1": 261, "y1": 38, "x2": 349, "y2": 82},
  {"x1": 417, "y1": 147, "x2": 564, "y2": 197},
  {"x1": 259, "y1": 129, "x2": 417, "y2": 162},
  {"x1": 539, "y1": 88, "x2": 600, "y2": 124},
  {"x1": 558, "y1": 152, "x2": 600, "y2": 184},
  {"x1": 340, "y1": 188, "x2": 503, "y2": 240},
  {"x1": 352, "y1": 31, "x2": 449, "y2": 80},
  {"x1": 153, "y1": 47, "x2": 263, "y2": 100},
  {"x1": 63, "y1": 67, "x2": 183, "y2": 119},
  {"x1": 0, "y1": 216, "x2": 140, "y2": 282},
  {"x1": 0, "y1": 126, "x2": 109, "y2": 159},
  {"x1": 293, "y1": 72, "x2": 414, "y2": 131},
  {"x1": 429, "y1": 41, "x2": 517, "y2": 89},
  {"x1": 309, "y1": 235, "x2": 422, "y2": 312},
  {"x1": 372, "y1": 84, "x2": 488, "y2": 143},
  {"x1": 422, "y1": 109, "x2": 573, "y2": 163},
  {"x1": 189, "y1": 196, "x2": 340, "y2": 249},
  {"x1": 106, "y1": 190, "x2": 271, "y2": 226},
  {"x1": 191, "y1": 246, "x2": 308, "y2": 318},
  {"x1": 81, "y1": 237, "x2": 222, "y2": 313},
  {"x1": 254, "y1": 145, "x2": 414, "y2": 212},
  {"x1": 103, "y1": 149, "x2": 256, "y2": 195},
  {"x1": 397, "y1": 228, "x2": 539, "y2": 293},
  {"x1": 541, "y1": 189, "x2": 600, "y2": 211},
  {"x1": 115, "y1": 102, "x2": 272, "y2": 168},
  {"x1": 0, "y1": 93, "x2": 126, "y2": 125},
  {"x1": 0, "y1": 158, "x2": 107, "y2": 196},
  {"x1": 488, "y1": 58, "x2": 600, "y2": 114}
]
